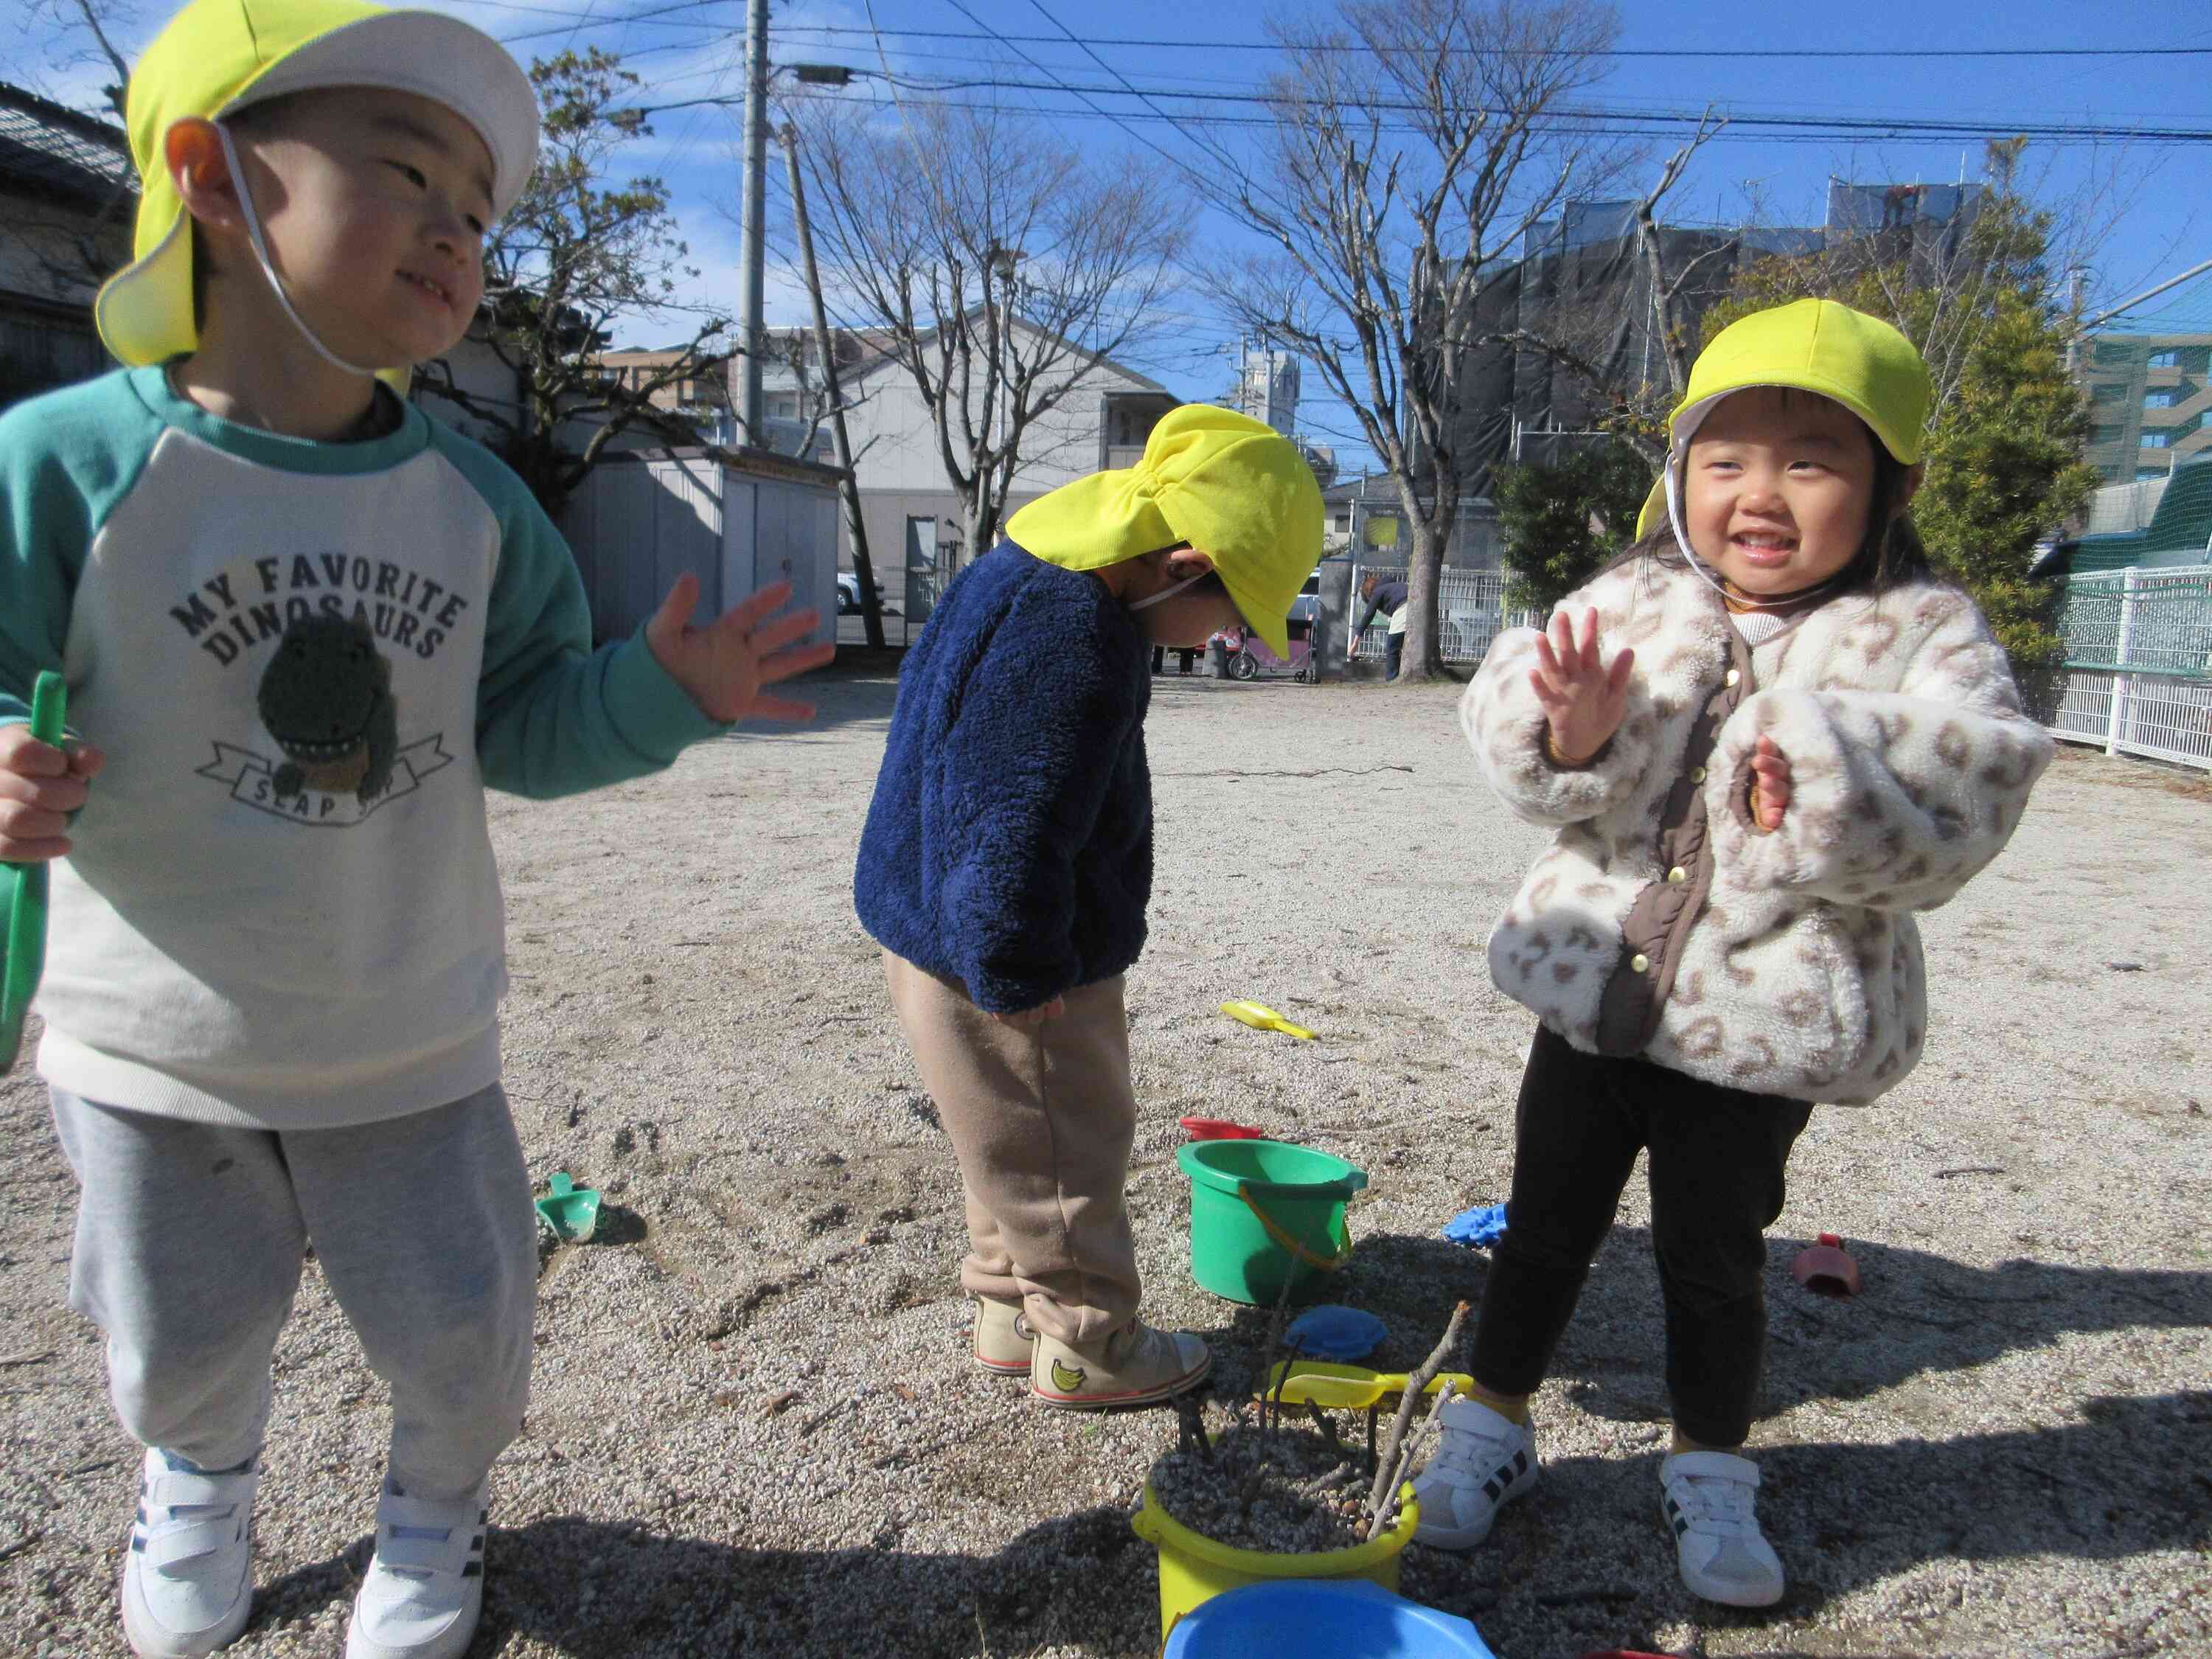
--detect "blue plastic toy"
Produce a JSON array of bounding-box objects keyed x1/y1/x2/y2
[
  {"x1": 1443, "y1": 1203, "x2": 1509, "y2": 1249},
  {"x1": 1282, "y1": 1304, "x2": 1387, "y2": 1363}
]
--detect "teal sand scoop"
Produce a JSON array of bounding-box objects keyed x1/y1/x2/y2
[
  {"x1": 535, "y1": 1172, "x2": 601, "y2": 1242},
  {"x1": 2, "y1": 672, "x2": 66, "y2": 1068}
]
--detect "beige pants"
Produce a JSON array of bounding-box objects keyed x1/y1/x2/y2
[{"x1": 883, "y1": 953, "x2": 1140, "y2": 1346}]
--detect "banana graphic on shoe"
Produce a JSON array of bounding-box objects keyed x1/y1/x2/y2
[{"x1": 1049, "y1": 1357, "x2": 1088, "y2": 1393}]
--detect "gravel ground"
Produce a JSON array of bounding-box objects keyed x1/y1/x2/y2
[{"x1": 4, "y1": 664, "x2": 2208, "y2": 1659}]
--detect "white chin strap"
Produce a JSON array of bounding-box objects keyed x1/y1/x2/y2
[
  {"x1": 215, "y1": 122, "x2": 381, "y2": 378},
  {"x1": 1662, "y1": 456, "x2": 1842, "y2": 613},
  {"x1": 1127, "y1": 571, "x2": 1208, "y2": 612}
]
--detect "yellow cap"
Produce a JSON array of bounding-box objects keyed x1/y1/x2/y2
[
  {"x1": 1634, "y1": 298, "x2": 1931, "y2": 539},
  {"x1": 1006, "y1": 406, "x2": 1323, "y2": 657},
  {"x1": 96, "y1": 0, "x2": 540, "y2": 383}
]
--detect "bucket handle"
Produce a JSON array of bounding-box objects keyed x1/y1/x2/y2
[{"x1": 1237, "y1": 1186, "x2": 1354, "y2": 1272}]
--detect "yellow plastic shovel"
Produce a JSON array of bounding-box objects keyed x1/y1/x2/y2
[
  {"x1": 1220, "y1": 1000, "x2": 1315, "y2": 1041},
  {"x1": 1259, "y1": 1360, "x2": 1475, "y2": 1411}
]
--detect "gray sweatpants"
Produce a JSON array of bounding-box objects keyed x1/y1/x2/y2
[{"x1": 49, "y1": 1084, "x2": 535, "y2": 1502}]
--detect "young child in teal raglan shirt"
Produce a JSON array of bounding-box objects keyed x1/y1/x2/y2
[{"x1": 0, "y1": 4, "x2": 830, "y2": 1655}]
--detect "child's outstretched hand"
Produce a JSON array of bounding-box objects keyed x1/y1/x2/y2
[
  {"x1": 0, "y1": 723, "x2": 103, "y2": 863},
  {"x1": 644, "y1": 574, "x2": 838, "y2": 723},
  {"x1": 1530, "y1": 607, "x2": 1635, "y2": 765},
  {"x1": 1747, "y1": 734, "x2": 1792, "y2": 832}
]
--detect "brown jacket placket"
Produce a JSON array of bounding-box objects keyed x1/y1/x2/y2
[{"x1": 1592, "y1": 625, "x2": 1755, "y2": 1057}]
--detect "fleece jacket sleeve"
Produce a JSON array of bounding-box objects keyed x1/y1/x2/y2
[
  {"x1": 431, "y1": 431, "x2": 727, "y2": 798},
  {"x1": 1703, "y1": 592, "x2": 2053, "y2": 912},
  {"x1": 1461, "y1": 612, "x2": 1663, "y2": 827},
  {"x1": 934, "y1": 602, "x2": 1141, "y2": 1014}
]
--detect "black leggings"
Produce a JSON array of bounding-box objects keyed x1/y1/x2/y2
[{"x1": 1468, "y1": 1024, "x2": 1813, "y2": 1447}]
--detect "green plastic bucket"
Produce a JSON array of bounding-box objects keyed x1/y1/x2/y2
[{"x1": 1175, "y1": 1139, "x2": 1368, "y2": 1305}]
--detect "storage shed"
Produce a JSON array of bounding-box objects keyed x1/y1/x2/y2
[{"x1": 560, "y1": 446, "x2": 844, "y2": 647}]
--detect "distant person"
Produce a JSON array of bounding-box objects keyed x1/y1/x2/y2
[
  {"x1": 1429, "y1": 299, "x2": 2053, "y2": 1608},
  {"x1": 855, "y1": 407, "x2": 1321, "y2": 1409},
  {"x1": 1352, "y1": 570, "x2": 1410, "y2": 679}
]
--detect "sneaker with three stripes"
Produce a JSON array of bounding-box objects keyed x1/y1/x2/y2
[
  {"x1": 1409, "y1": 1396, "x2": 1538, "y2": 1549},
  {"x1": 1658, "y1": 1449, "x2": 1786, "y2": 1607}
]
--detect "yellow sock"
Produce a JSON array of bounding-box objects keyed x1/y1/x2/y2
[{"x1": 1465, "y1": 1382, "x2": 1530, "y2": 1423}]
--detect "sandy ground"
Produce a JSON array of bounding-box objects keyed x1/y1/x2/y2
[{"x1": 4, "y1": 663, "x2": 2208, "y2": 1659}]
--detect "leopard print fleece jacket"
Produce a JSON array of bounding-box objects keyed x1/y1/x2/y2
[{"x1": 1461, "y1": 557, "x2": 2053, "y2": 1105}]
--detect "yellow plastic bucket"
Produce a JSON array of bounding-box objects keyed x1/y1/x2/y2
[{"x1": 1129, "y1": 1481, "x2": 1419, "y2": 1641}]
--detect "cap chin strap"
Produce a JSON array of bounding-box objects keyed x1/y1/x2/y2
[
  {"x1": 1127, "y1": 571, "x2": 1207, "y2": 612},
  {"x1": 1661, "y1": 461, "x2": 1843, "y2": 613},
  {"x1": 215, "y1": 123, "x2": 383, "y2": 379}
]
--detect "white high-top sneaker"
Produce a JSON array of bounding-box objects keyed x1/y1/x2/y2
[{"x1": 120, "y1": 1448, "x2": 257, "y2": 1658}]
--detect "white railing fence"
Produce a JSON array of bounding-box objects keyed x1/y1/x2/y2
[
  {"x1": 1346, "y1": 564, "x2": 1539, "y2": 665},
  {"x1": 2044, "y1": 568, "x2": 2212, "y2": 771}
]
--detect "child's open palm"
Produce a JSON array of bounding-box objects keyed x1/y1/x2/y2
[
  {"x1": 1530, "y1": 607, "x2": 1635, "y2": 765},
  {"x1": 645, "y1": 574, "x2": 838, "y2": 723}
]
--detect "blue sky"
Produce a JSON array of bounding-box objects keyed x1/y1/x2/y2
[{"x1": 23, "y1": 0, "x2": 2212, "y2": 472}]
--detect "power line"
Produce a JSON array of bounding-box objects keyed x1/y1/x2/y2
[
  {"x1": 743, "y1": 87, "x2": 2212, "y2": 150},
  {"x1": 777, "y1": 24, "x2": 2212, "y2": 60}
]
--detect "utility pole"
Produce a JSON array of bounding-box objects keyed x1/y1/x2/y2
[
  {"x1": 732, "y1": 0, "x2": 770, "y2": 446},
  {"x1": 780, "y1": 123, "x2": 885, "y2": 650}
]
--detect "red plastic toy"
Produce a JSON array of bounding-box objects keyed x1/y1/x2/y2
[
  {"x1": 1178, "y1": 1116, "x2": 1268, "y2": 1141},
  {"x1": 1792, "y1": 1231, "x2": 1863, "y2": 1298}
]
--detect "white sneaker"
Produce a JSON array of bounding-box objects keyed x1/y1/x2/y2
[
  {"x1": 1659, "y1": 1450, "x2": 1786, "y2": 1607},
  {"x1": 345, "y1": 1475, "x2": 489, "y2": 1659},
  {"x1": 120, "y1": 1448, "x2": 257, "y2": 1658},
  {"x1": 1410, "y1": 1397, "x2": 1537, "y2": 1550}
]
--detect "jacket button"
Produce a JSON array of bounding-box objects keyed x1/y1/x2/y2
[
  {"x1": 1724, "y1": 667, "x2": 1742, "y2": 687},
  {"x1": 1666, "y1": 866, "x2": 1687, "y2": 884},
  {"x1": 1630, "y1": 953, "x2": 1651, "y2": 974},
  {"x1": 1689, "y1": 765, "x2": 1706, "y2": 784}
]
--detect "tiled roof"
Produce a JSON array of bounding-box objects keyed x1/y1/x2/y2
[{"x1": 0, "y1": 83, "x2": 136, "y2": 206}]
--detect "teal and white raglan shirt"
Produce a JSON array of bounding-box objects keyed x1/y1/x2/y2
[{"x1": 0, "y1": 366, "x2": 726, "y2": 1129}]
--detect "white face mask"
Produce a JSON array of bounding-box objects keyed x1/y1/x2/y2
[
  {"x1": 214, "y1": 121, "x2": 383, "y2": 379},
  {"x1": 1127, "y1": 570, "x2": 1208, "y2": 612}
]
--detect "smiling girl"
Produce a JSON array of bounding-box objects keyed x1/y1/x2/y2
[{"x1": 1416, "y1": 300, "x2": 2053, "y2": 1606}]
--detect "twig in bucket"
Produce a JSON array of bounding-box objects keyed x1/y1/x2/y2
[
  {"x1": 1305, "y1": 1400, "x2": 1343, "y2": 1455},
  {"x1": 1175, "y1": 1394, "x2": 1213, "y2": 1460},
  {"x1": 1268, "y1": 1342, "x2": 1304, "y2": 1436},
  {"x1": 1363, "y1": 1299, "x2": 1469, "y2": 1530},
  {"x1": 1367, "y1": 1380, "x2": 1457, "y2": 1540}
]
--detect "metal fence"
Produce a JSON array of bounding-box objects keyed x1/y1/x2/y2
[
  {"x1": 1346, "y1": 564, "x2": 1537, "y2": 665},
  {"x1": 2045, "y1": 568, "x2": 2212, "y2": 771}
]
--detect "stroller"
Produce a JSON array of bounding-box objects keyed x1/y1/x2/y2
[{"x1": 1219, "y1": 619, "x2": 1317, "y2": 684}]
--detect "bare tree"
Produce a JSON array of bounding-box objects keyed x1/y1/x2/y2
[
  {"x1": 1203, "y1": 0, "x2": 1624, "y2": 683},
  {"x1": 789, "y1": 96, "x2": 1186, "y2": 566},
  {"x1": 27, "y1": 0, "x2": 134, "y2": 119}
]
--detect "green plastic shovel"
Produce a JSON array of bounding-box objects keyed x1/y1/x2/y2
[{"x1": 2, "y1": 672, "x2": 66, "y2": 1067}]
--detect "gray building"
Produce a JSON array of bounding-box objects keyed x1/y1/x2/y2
[{"x1": 0, "y1": 84, "x2": 133, "y2": 408}]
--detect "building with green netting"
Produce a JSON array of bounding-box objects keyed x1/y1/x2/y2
[{"x1": 2081, "y1": 333, "x2": 2212, "y2": 485}]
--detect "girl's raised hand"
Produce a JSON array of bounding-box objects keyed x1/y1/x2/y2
[
  {"x1": 1747, "y1": 734, "x2": 1792, "y2": 832},
  {"x1": 1529, "y1": 607, "x2": 1635, "y2": 765}
]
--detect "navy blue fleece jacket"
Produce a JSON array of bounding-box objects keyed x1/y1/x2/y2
[{"x1": 855, "y1": 541, "x2": 1152, "y2": 1013}]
